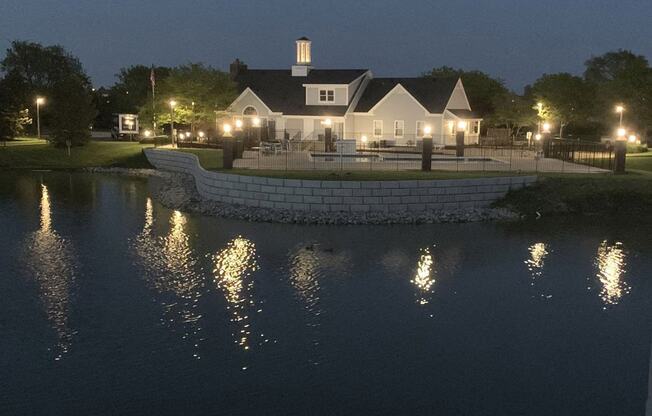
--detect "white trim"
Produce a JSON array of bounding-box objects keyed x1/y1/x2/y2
[
  {"x1": 367, "y1": 84, "x2": 430, "y2": 115},
  {"x1": 318, "y1": 89, "x2": 335, "y2": 103},
  {"x1": 393, "y1": 120, "x2": 404, "y2": 139},
  {"x1": 228, "y1": 87, "x2": 277, "y2": 115},
  {"x1": 282, "y1": 115, "x2": 345, "y2": 119},
  {"x1": 373, "y1": 120, "x2": 383, "y2": 137},
  {"x1": 242, "y1": 105, "x2": 258, "y2": 116}
]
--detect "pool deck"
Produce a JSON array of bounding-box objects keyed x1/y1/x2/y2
[{"x1": 232, "y1": 150, "x2": 609, "y2": 173}]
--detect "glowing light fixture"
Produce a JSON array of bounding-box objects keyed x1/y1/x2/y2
[
  {"x1": 36, "y1": 97, "x2": 45, "y2": 105},
  {"x1": 628, "y1": 134, "x2": 637, "y2": 143},
  {"x1": 457, "y1": 121, "x2": 467, "y2": 130},
  {"x1": 223, "y1": 123, "x2": 232, "y2": 135},
  {"x1": 423, "y1": 125, "x2": 432, "y2": 137},
  {"x1": 198, "y1": 131, "x2": 205, "y2": 138},
  {"x1": 616, "y1": 127, "x2": 627, "y2": 138},
  {"x1": 535, "y1": 133, "x2": 542, "y2": 141},
  {"x1": 169, "y1": 100, "x2": 176, "y2": 107},
  {"x1": 235, "y1": 119, "x2": 243, "y2": 130},
  {"x1": 615, "y1": 105, "x2": 624, "y2": 113},
  {"x1": 361, "y1": 135, "x2": 368, "y2": 143},
  {"x1": 143, "y1": 129, "x2": 152, "y2": 138},
  {"x1": 252, "y1": 117, "x2": 260, "y2": 127},
  {"x1": 322, "y1": 118, "x2": 332, "y2": 127},
  {"x1": 542, "y1": 122, "x2": 551, "y2": 133}
]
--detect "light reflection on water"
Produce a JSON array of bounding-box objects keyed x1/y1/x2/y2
[
  {"x1": 595, "y1": 241, "x2": 629, "y2": 307},
  {"x1": 524, "y1": 242, "x2": 552, "y2": 299},
  {"x1": 23, "y1": 184, "x2": 77, "y2": 360},
  {"x1": 411, "y1": 247, "x2": 435, "y2": 305},
  {"x1": 212, "y1": 236, "x2": 259, "y2": 352},
  {"x1": 133, "y1": 200, "x2": 204, "y2": 358}
]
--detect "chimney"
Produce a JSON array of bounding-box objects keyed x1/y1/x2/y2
[
  {"x1": 230, "y1": 58, "x2": 247, "y2": 80},
  {"x1": 292, "y1": 37, "x2": 312, "y2": 77}
]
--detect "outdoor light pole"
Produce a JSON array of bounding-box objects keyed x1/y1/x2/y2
[
  {"x1": 455, "y1": 121, "x2": 466, "y2": 158},
  {"x1": 169, "y1": 100, "x2": 177, "y2": 146},
  {"x1": 36, "y1": 97, "x2": 45, "y2": 139},
  {"x1": 614, "y1": 128, "x2": 627, "y2": 174},
  {"x1": 616, "y1": 105, "x2": 624, "y2": 128},
  {"x1": 222, "y1": 123, "x2": 234, "y2": 169},
  {"x1": 421, "y1": 126, "x2": 433, "y2": 171}
]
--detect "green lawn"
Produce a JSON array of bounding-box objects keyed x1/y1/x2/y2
[
  {"x1": 0, "y1": 139, "x2": 153, "y2": 169},
  {"x1": 626, "y1": 152, "x2": 652, "y2": 173}
]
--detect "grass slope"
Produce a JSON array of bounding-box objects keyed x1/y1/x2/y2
[{"x1": 0, "y1": 139, "x2": 153, "y2": 169}]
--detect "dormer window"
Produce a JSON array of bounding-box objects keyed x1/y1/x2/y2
[{"x1": 319, "y1": 89, "x2": 334, "y2": 103}]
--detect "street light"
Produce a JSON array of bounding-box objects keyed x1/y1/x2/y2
[
  {"x1": 615, "y1": 105, "x2": 625, "y2": 128},
  {"x1": 169, "y1": 100, "x2": 177, "y2": 146},
  {"x1": 35, "y1": 97, "x2": 45, "y2": 139},
  {"x1": 542, "y1": 122, "x2": 551, "y2": 133}
]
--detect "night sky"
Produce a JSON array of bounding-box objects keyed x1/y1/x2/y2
[{"x1": 1, "y1": 0, "x2": 651, "y2": 91}]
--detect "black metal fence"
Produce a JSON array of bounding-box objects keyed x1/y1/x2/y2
[{"x1": 170, "y1": 132, "x2": 615, "y2": 174}]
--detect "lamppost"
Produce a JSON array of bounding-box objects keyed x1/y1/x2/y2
[
  {"x1": 252, "y1": 117, "x2": 261, "y2": 146},
  {"x1": 421, "y1": 126, "x2": 433, "y2": 171},
  {"x1": 36, "y1": 97, "x2": 45, "y2": 139},
  {"x1": 191, "y1": 101, "x2": 195, "y2": 137},
  {"x1": 168, "y1": 100, "x2": 177, "y2": 146},
  {"x1": 615, "y1": 105, "x2": 624, "y2": 128},
  {"x1": 222, "y1": 123, "x2": 234, "y2": 169}
]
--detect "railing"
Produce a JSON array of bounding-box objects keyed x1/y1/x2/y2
[{"x1": 174, "y1": 132, "x2": 614, "y2": 174}]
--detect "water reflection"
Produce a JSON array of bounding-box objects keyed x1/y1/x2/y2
[
  {"x1": 411, "y1": 247, "x2": 436, "y2": 305},
  {"x1": 133, "y1": 201, "x2": 204, "y2": 358},
  {"x1": 595, "y1": 241, "x2": 629, "y2": 307},
  {"x1": 525, "y1": 243, "x2": 549, "y2": 280},
  {"x1": 23, "y1": 184, "x2": 77, "y2": 359},
  {"x1": 212, "y1": 236, "x2": 259, "y2": 351}
]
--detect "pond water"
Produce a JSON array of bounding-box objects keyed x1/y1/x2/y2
[{"x1": 0, "y1": 172, "x2": 651, "y2": 416}]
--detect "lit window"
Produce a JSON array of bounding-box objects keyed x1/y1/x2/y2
[
  {"x1": 471, "y1": 120, "x2": 480, "y2": 134},
  {"x1": 319, "y1": 89, "x2": 334, "y2": 102},
  {"x1": 416, "y1": 121, "x2": 425, "y2": 138},
  {"x1": 394, "y1": 120, "x2": 404, "y2": 138},
  {"x1": 373, "y1": 120, "x2": 383, "y2": 137}
]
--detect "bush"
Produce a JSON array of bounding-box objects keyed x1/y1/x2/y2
[
  {"x1": 627, "y1": 144, "x2": 648, "y2": 153},
  {"x1": 48, "y1": 75, "x2": 97, "y2": 147}
]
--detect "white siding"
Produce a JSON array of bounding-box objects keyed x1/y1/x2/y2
[
  {"x1": 229, "y1": 89, "x2": 272, "y2": 117},
  {"x1": 305, "y1": 86, "x2": 348, "y2": 105},
  {"x1": 446, "y1": 80, "x2": 471, "y2": 110}
]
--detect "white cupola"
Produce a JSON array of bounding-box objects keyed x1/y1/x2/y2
[{"x1": 292, "y1": 36, "x2": 312, "y2": 77}]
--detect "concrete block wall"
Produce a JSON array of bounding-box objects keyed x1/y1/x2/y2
[{"x1": 144, "y1": 149, "x2": 537, "y2": 212}]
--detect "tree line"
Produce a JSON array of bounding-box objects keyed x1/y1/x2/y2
[
  {"x1": 425, "y1": 49, "x2": 652, "y2": 141},
  {"x1": 1, "y1": 40, "x2": 651, "y2": 146}
]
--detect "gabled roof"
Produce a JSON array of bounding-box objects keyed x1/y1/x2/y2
[
  {"x1": 354, "y1": 77, "x2": 458, "y2": 113},
  {"x1": 234, "y1": 69, "x2": 367, "y2": 116}
]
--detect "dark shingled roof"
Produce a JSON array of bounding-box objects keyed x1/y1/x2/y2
[
  {"x1": 235, "y1": 69, "x2": 367, "y2": 116},
  {"x1": 354, "y1": 77, "x2": 459, "y2": 113},
  {"x1": 447, "y1": 109, "x2": 481, "y2": 119}
]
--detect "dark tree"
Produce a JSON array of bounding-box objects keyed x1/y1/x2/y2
[
  {"x1": 424, "y1": 66, "x2": 508, "y2": 117},
  {"x1": 48, "y1": 75, "x2": 97, "y2": 146},
  {"x1": 0, "y1": 72, "x2": 31, "y2": 140}
]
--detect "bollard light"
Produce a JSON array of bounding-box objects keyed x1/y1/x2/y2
[
  {"x1": 535, "y1": 133, "x2": 542, "y2": 141},
  {"x1": 198, "y1": 131, "x2": 205, "y2": 138},
  {"x1": 424, "y1": 125, "x2": 432, "y2": 137},
  {"x1": 322, "y1": 118, "x2": 332, "y2": 126},
  {"x1": 223, "y1": 123, "x2": 233, "y2": 136}
]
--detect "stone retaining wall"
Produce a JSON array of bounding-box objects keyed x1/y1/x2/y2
[{"x1": 144, "y1": 149, "x2": 537, "y2": 212}]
